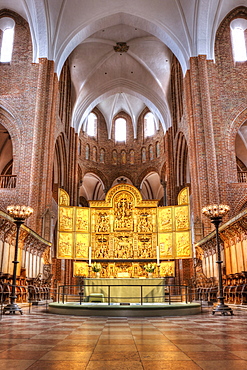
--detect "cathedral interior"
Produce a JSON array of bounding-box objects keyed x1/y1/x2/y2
[{"x1": 0, "y1": 0, "x2": 247, "y2": 368}]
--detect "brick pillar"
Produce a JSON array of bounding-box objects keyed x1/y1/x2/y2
[
  {"x1": 29, "y1": 58, "x2": 58, "y2": 234},
  {"x1": 164, "y1": 128, "x2": 176, "y2": 205},
  {"x1": 185, "y1": 56, "x2": 221, "y2": 236},
  {"x1": 68, "y1": 128, "x2": 79, "y2": 206}
]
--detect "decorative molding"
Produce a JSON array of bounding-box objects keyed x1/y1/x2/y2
[
  {"x1": 113, "y1": 42, "x2": 129, "y2": 53},
  {"x1": 0, "y1": 212, "x2": 51, "y2": 257}
]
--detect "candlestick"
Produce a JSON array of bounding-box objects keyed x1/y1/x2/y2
[
  {"x1": 156, "y1": 245, "x2": 160, "y2": 266},
  {"x1": 88, "y1": 246, "x2": 92, "y2": 266}
]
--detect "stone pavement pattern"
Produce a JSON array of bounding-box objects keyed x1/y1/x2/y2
[{"x1": 0, "y1": 306, "x2": 247, "y2": 369}]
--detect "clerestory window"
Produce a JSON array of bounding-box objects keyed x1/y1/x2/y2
[
  {"x1": 231, "y1": 19, "x2": 247, "y2": 62},
  {"x1": 86, "y1": 112, "x2": 97, "y2": 137},
  {"x1": 144, "y1": 112, "x2": 155, "y2": 138},
  {"x1": 0, "y1": 18, "x2": 15, "y2": 63},
  {"x1": 115, "y1": 117, "x2": 126, "y2": 142}
]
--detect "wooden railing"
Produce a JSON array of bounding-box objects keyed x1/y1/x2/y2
[
  {"x1": 0, "y1": 175, "x2": 17, "y2": 188},
  {"x1": 237, "y1": 171, "x2": 247, "y2": 183}
]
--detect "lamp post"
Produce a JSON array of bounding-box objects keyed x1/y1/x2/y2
[
  {"x1": 4, "y1": 205, "x2": 33, "y2": 315},
  {"x1": 202, "y1": 204, "x2": 233, "y2": 316}
]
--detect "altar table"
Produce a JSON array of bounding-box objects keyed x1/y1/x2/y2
[{"x1": 84, "y1": 278, "x2": 165, "y2": 303}]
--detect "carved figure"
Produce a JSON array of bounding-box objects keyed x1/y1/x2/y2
[
  {"x1": 59, "y1": 234, "x2": 72, "y2": 256},
  {"x1": 114, "y1": 194, "x2": 133, "y2": 230},
  {"x1": 60, "y1": 208, "x2": 73, "y2": 230},
  {"x1": 176, "y1": 233, "x2": 190, "y2": 256},
  {"x1": 97, "y1": 212, "x2": 109, "y2": 232},
  {"x1": 175, "y1": 207, "x2": 189, "y2": 230}
]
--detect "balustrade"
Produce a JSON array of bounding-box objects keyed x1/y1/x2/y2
[
  {"x1": 237, "y1": 171, "x2": 247, "y2": 183},
  {"x1": 0, "y1": 175, "x2": 17, "y2": 188}
]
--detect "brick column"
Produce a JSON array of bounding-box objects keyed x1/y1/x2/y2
[
  {"x1": 29, "y1": 58, "x2": 58, "y2": 234},
  {"x1": 185, "y1": 56, "x2": 221, "y2": 236}
]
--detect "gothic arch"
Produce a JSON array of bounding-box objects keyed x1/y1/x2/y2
[
  {"x1": 227, "y1": 108, "x2": 247, "y2": 182},
  {"x1": 80, "y1": 172, "x2": 106, "y2": 201},
  {"x1": 54, "y1": 133, "x2": 68, "y2": 193},
  {"x1": 0, "y1": 104, "x2": 24, "y2": 174},
  {"x1": 174, "y1": 132, "x2": 189, "y2": 188}
]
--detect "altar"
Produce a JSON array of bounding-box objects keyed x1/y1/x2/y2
[
  {"x1": 84, "y1": 278, "x2": 165, "y2": 303},
  {"x1": 57, "y1": 185, "x2": 192, "y2": 280}
]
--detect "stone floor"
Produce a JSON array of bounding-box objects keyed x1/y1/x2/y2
[{"x1": 0, "y1": 305, "x2": 247, "y2": 369}]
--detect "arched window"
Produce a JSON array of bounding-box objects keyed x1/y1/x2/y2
[
  {"x1": 0, "y1": 18, "x2": 15, "y2": 63},
  {"x1": 112, "y1": 150, "x2": 117, "y2": 165},
  {"x1": 121, "y1": 150, "x2": 126, "y2": 165},
  {"x1": 85, "y1": 144, "x2": 90, "y2": 160},
  {"x1": 86, "y1": 112, "x2": 97, "y2": 137},
  {"x1": 231, "y1": 19, "x2": 247, "y2": 62},
  {"x1": 78, "y1": 139, "x2": 82, "y2": 156},
  {"x1": 100, "y1": 148, "x2": 105, "y2": 163},
  {"x1": 144, "y1": 112, "x2": 155, "y2": 138},
  {"x1": 142, "y1": 148, "x2": 146, "y2": 163},
  {"x1": 130, "y1": 150, "x2": 134, "y2": 165},
  {"x1": 115, "y1": 117, "x2": 126, "y2": 142},
  {"x1": 156, "y1": 142, "x2": 160, "y2": 158},
  {"x1": 92, "y1": 146, "x2": 97, "y2": 162}
]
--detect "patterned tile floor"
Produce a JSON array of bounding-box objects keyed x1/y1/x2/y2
[{"x1": 0, "y1": 305, "x2": 247, "y2": 369}]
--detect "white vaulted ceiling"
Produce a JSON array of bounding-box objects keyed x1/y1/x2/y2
[
  {"x1": 0, "y1": 0, "x2": 246, "y2": 135},
  {"x1": 69, "y1": 25, "x2": 172, "y2": 136}
]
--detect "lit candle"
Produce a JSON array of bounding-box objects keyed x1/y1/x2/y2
[
  {"x1": 88, "y1": 246, "x2": 92, "y2": 266},
  {"x1": 156, "y1": 245, "x2": 160, "y2": 266}
]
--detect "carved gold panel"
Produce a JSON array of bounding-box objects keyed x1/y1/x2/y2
[
  {"x1": 113, "y1": 191, "x2": 134, "y2": 231},
  {"x1": 159, "y1": 233, "x2": 174, "y2": 258},
  {"x1": 114, "y1": 234, "x2": 134, "y2": 259},
  {"x1": 136, "y1": 209, "x2": 154, "y2": 233},
  {"x1": 59, "y1": 206, "x2": 74, "y2": 231},
  {"x1": 160, "y1": 261, "x2": 175, "y2": 276},
  {"x1": 73, "y1": 261, "x2": 88, "y2": 277},
  {"x1": 75, "y1": 208, "x2": 89, "y2": 232},
  {"x1": 57, "y1": 185, "x2": 192, "y2": 267},
  {"x1": 178, "y1": 187, "x2": 189, "y2": 205},
  {"x1": 174, "y1": 205, "x2": 190, "y2": 231},
  {"x1": 59, "y1": 188, "x2": 70, "y2": 206},
  {"x1": 94, "y1": 234, "x2": 110, "y2": 259},
  {"x1": 93, "y1": 210, "x2": 111, "y2": 233},
  {"x1": 108, "y1": 263, "x2": 115, "y2": 277},
  {"x1": 132, "y1": 263, "x2": 143, "y2": 278},
  {"x1": 175, "y1": 231, "x2": 191, "y2": 258},
  {"x1": 75, "y1": 233, "x2": 89, "y2": 259},
  {"x1": 158, "y1": 207, "x2": 173, "y2": 232},
  {"x1": 57, "y1": 232, "x2": 73, "y2": 259},
  {"x1": 137, "y1": 234, "x2": 154, "y2": 258}
]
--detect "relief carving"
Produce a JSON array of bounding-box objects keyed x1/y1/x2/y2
[
  {"x1": 58, "y1": 233, "x2": 73, "y2": 258},
  {"x1": 75, "y1": 234, "x2": 89, "y2": 258},
  {"x1": 158, "y1": 207, "x2": 173, "y2": 232},
  {"x1": 175, "y1": 206, "x2": 189, "y2": 230},
  {"x1": 114, "y1": 192, "x2": 133, "y2": 231},
  {"x1": 59, "y1": 207, "x2": 73, "y2": 231},
  {"x1": 57, "y1": 185, "x2": 191, "y2": 277},
  {"x1": 176, "y1": 232, "x2": 191, "y2": 258},
  {"x1": 96, "y1": 212, "x2": 110, "y2": 232}
]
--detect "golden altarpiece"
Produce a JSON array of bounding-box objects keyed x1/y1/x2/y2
[{"x1": 57, "y1": 184, "x2": 191, "y2": 278}]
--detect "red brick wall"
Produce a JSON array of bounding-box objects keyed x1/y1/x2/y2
[{"x1": 78, "y1": 107, "x2": 166, "y2": 193}]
